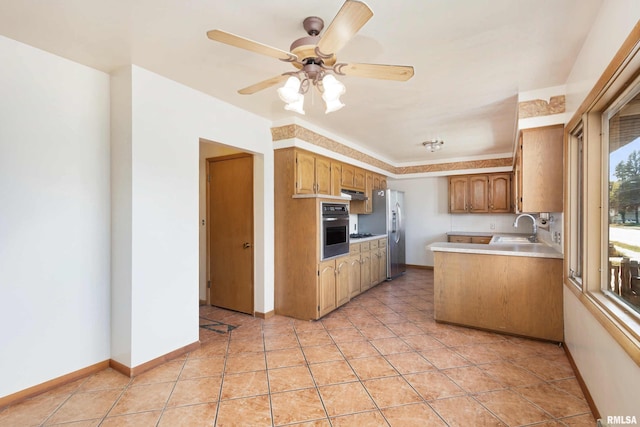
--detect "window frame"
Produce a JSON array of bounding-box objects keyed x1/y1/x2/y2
[{"x1": 564, "y1": 23, "x2": 640, "y2": 366}]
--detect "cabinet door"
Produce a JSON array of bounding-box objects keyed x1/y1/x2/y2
[
  {"x1": 489, "y1": 173, "x2": 511, "y2": 212},
  {"x1": 468, "y1": 175, "x2": 489, "y2": 213},
  {"x1": 471, "y1": 236, "x2": 492, "y2": 244},
  {"x1": 331, "y1": 161, "x2": 342, "y2": 196},
  {"x1": 370, "y1": 247, "x2": 380, "y2": 286},
  {"x1": 448, "y1": 235, "x2": 472, "y2": 243},
  {"x1": 318, "y1": 260, "x2": 336, "y2": 318},
  {"x1": 373, "y1": 174, "x2": 381, "y2": 190},
  {"x1": 364, "y1": 172, "x2": 373, "y2": 213},
  {"x1": 515, "y1": 138, "x2": 523, "y2": 212},
  {"x1": 341, "y1": 164, "x2": 355, "y2": 188},
  {"x1": 520, "y1": 125, "x2": 563, "y2": 213},
  {"x1": 295, "y1": 151, "x2": 317, "y2": 194},
  {"x1": 378, "y1": 245, "x2": 387, "y2": 281},
  {"x1": 354, "y1": 168, "x2": 366, "y2": 191},
  {"x1": 315, "y1": 156, "x2": 332, "y2": 195},
  {"x1": 449, "y1": 176, "x2": 468, "y2": 213},
  {"x1": 348, "y1": 254, "x2": 362, "y2": 298},
  {"x1": 360, "y1": 251, "x2": 371, "y2": 291},
  {"x1": 336, "y1": 256, "x2": 350, "y2": 307}
]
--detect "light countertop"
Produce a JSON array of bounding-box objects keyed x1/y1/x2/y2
[{"x1": 428, "y1": 240, "x2": 563, "y2": 259}]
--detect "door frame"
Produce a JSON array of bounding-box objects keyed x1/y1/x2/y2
[{"x1": 205, "y1": 152, "x2": 255, "y2": 312}]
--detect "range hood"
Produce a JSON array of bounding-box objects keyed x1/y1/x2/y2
[{"x1": 341, "y1": 189, "x2": 368, "y2": 201}]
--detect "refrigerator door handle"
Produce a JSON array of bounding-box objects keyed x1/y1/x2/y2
[{"x1": 394, "y1": 203, "x2": 402, "y2": 244}]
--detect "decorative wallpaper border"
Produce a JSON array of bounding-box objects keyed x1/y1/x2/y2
[
  {"x1": 271, "y1": 124, "x2": 513, "y2": 175},
  {"x1": 518, "y1": 95, "x2": 566, "y2": 119}
]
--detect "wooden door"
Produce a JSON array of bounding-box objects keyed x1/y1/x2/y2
[
  {"x1": 449, "y1": 176, "x2": 468, "y2": 212},
  {"x1": 469, "y1": 175, "x2": 489, "y2": 213},
  {"x1": 489, "y1": 174, "x2": 511, "y2": 212},
  {"x1": 208, "y1": 154, "x2": 254, "y2": 314}
]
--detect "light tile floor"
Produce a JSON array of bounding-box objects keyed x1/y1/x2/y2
[{"x1": 0, "y1": 269, "x2": 597, "y2": 426}]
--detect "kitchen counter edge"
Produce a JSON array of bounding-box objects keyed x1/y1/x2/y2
[{"x1": 428, "y1": 241, "x2": 563, "y2": 259}]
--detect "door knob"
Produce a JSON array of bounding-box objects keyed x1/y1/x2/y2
[{"x1": 243, "y1": 242, "x2": 252, "y2": 249}]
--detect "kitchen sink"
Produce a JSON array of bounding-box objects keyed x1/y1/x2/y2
[{"x1": 489, "y1": 235, "x2": 539, "y2": 244}]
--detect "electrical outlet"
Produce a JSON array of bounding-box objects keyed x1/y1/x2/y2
[{"x1": 490, "y1": 223, "x2": 496, "y2": 230}]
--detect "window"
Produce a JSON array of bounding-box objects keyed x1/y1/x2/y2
[
  {"x1": 564, "y1": 25, "x2": 640, "y2": 362},
  {"x1": 568, "y1": 126, "x2": 584, "y2": 288},
  {"x1": 604, "y1": 88, "x2": 640, "y2": 315}
]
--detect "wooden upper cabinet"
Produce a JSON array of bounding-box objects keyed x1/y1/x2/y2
[
  {"x1": 449, "y1": 176, "x2": 469, "y2": 213},
  {"x1": 315, "y1": 156, "x2": 332, "y2": 195},
  {"x1": 517, "y1": 125, "x2": 563, "y2": 213},
  {"x1": 469, "y1": 175, "x2": 489, "y2": 213},
  {"x1": 295, "y1": 150, "x2": 331, "y2": 195},
  {"x1": 351, "y1": 171, "x2": 374, "y2": 214},
  {"x1": 331, "y1": 161, "x2": 342, "y2": 196},
  {"x1": 295, "y1": 150, "x2": 316, "y2": 194},
  {"x1": 449, "y1": 173, "x2": 512, "y2": 214},
  {"x1": 488, "y1": 173, "x2": 511, "y2": 213},
  {"x1": 341, "y1": 163, "x2": 356, "y2": 188},
  {"x1": 373, "y1": 173, "x2": 387, "y2": 190},
  {"x1": 354, "y1": 168, "x2": 366, "y2": 191}
]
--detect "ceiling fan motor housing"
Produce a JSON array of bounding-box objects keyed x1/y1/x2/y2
[{"x1": 290, "y1": 16, "x2": 336, "y2": 70}]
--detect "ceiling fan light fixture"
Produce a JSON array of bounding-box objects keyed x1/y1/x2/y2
[
  {"x1": 277, "y1": 76, "x2": 303, "y2": 104},
  {"x1": 324, "y1": 97, "x2": 345, "y2": 114},
  {"x1": 284, "y1": 96, "x2": 305, "y2": 115},
  {"x1": 321, "y1": 74, "x2": 346, "y2": 113},
  {"x1": 423, "y1": 139, "x2": 444, "y2": 152},
  {"x1": 321, "y1": 74, "x2": 345, "y2": 100}
]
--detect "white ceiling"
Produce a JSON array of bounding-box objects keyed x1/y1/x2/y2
[{"x1": 0, "y1": 0, "x2": 603, "y2": 164}]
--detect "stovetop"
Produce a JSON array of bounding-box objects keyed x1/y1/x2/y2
[{"x1": 350, "y1": 233, "x2": 373, "y2": 239}]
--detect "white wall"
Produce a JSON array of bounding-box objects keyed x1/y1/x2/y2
[
  {"x1": 388, "y1": 177, "x2": 534, "y2": 266},
  {"x1": 0, "y1": 36, "x2": 111, "y2": 397},
  {"x1": 110, "y1": 66, "x2": 275, "y2": 367},
  {"x1": 563, "y1": 0, "x2": 640, "y2": 420}
]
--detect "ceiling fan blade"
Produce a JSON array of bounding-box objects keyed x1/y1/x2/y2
[
  {"x1": 207, "y1": 29, "x2": 297, "y2": 61},
  {"x1": 238, "y1": 74, "x2": 289, "y2": 95},
  {"x1": 337, "y1": 63, "x2": 415, "y2": 81},
  {"x1": 317, "y1": 0, "x2": 373, "y2": 57}
]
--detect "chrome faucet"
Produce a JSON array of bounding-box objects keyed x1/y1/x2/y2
[{"x1": 513, "y1": 213, "x2": 537, "y2": 242}]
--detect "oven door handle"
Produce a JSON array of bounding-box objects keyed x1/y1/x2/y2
[{"x1": 323, "y1": 217, "x2": 340, "y2": 221}]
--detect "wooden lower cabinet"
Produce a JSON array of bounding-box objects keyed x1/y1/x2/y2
[
  {"x1": 318, "y1": 260, "x2": 337, "y2": 318},
  {"x1": 448, "y1": 235, "x2": 491, "y2": 244},
  {"x1": 378, "y1": 244, "x2": 387, "y2": 281},
  {"x1": 348, "y1": 253, "x2": 362, "y2": 298},
  {"x1": 348, "y1": 238, "x2": 388, "y2": 298},
  {"x1": 318, "y1": 255, "x2": 350, "y2": 318},
  {"x1": 336, "y1": 256, "x2": 350, "y2": 307},
  {"x1": 434, "y1": 251, "x2": 563, "y2": 342}
]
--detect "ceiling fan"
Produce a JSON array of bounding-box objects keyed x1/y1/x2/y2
[{"x1": 206, "y1": 0, "x2": 414, "y2": 114}]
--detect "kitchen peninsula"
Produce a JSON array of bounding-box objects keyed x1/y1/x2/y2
[{"x1": 429, "y1": 237, "x2": 563, "y2": 342}]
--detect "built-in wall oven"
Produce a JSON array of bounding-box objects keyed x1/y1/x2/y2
[{"x1": 321, "y1": 202, "x2": 350, "y2": 260}]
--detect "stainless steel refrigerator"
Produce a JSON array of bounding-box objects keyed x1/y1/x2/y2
[{"x1": 358, "y1": 189, "x2": 406, "y2": 279}]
